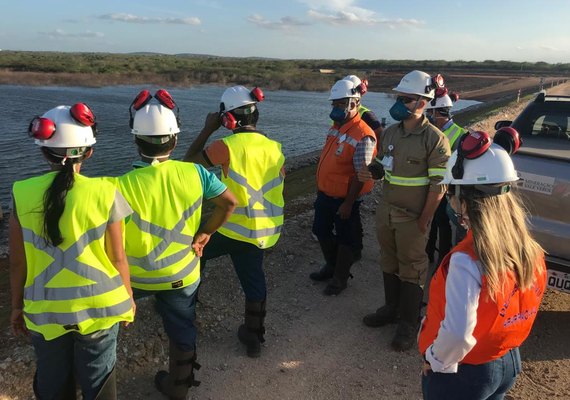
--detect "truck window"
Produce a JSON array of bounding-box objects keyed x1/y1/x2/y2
[{"x1": 531, "y1": 112, "x2": 570, "y2": 140}]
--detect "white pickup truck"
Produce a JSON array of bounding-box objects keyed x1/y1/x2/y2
[{"x1": 495, "y1": 92, "x2": 570, "y2": 294}]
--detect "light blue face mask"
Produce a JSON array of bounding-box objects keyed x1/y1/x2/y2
[{"x1": 389, "y1": 99, "x2": 413, "y2": 121}]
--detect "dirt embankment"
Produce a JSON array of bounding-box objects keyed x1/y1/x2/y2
[{"x1": 0, "y1": 86, "x2": 569, "y2": 400}]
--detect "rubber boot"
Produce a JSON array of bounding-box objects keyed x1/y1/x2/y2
[
  {"x1": 95, "y1": 368, "x2": 117, "y2": 400},
  {"x1": 309, "y1": 238, "x2": 337, "y2": 281},
  {"x1": 363, "y1": 273, "x2": 401, "y2": 327},
  {"x1": 237, "y1": 300, "x2": 266, "y2": 358},
  {"x1": 323, "y1": 245, "x2": 354, "y2": 296},
  {"x1": 391, "y1": 282, "x2": 424, "y2": 352},
  {"x1": 155, "y1": 343, "x2": 200, "y2": 400}
]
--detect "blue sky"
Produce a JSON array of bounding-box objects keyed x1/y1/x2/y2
[{"x1": 1, "y1": 0, "x2": 569, "y2": 62}]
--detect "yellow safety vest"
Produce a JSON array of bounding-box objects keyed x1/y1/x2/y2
[
  {"x1": 358, "y1": 105, "x2": 370, "y2": 117},
  {"x1": 219, "y1": 132, "x2": 285, "y2": 249},
  {"x1": 443, "y1": 122, "x2": 466, "y2": 151},
  {"x1": 118, "y1": 161, "x2": 202, "y2": 291},
  {"x1": 13, "y1": 173, "x2": 134, "y2": 340}
]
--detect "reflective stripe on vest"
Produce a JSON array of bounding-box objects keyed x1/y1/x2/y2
[
  {"x1": 428, "y1": 168, "x2": 446, "y2": 177},
  {"x1": 218, "y1": 132, "x2": 285, "y2": 249},
  {"x1": 119, "y1": 161, "x2": 203, "y2": 291},
  {"x1": 229, "y1": 170, "x2": 284, "y2": 219},
  {"x1": 13, "y1": 173, "x2": 134, "y2": 340},
  {"x1": 384, "y1": 170, "x2": 430, "y2": 186},
  {"x1": 444, "y1": 123, "x2": 466, "y2": 150}
]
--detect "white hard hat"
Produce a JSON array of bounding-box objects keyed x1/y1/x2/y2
[
  {"x1": 221, "y1": 86, "x2": 257, "y2": 112},
  {"x1": 393, "y1": 70, "x2": 435, "y2": 99},
  {"x1": 343, "y1": 75, "x2": 362, "y2": 87},
  {"x1": 131, "y1": 104, "x2": 180, "y2": 136},
  {"x1": 442, "y1": 143, "x2": 519, "y2": 185},
  {"x1": 33, "y1": 105, "x2": 96, "y2": 149},
  {"x1": 425, "y1": 94, "x2": 453, "y2": 110},
  {"x1": 328, "y1": 79, "x2": 361, "y2": 101}
]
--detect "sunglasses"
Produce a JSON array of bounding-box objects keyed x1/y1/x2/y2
[
  {"x1": 396, "y1": 95, "x2": 419, "y2": 104},
  {"x1": 131, "y1": 89, "x2": 176, "y2": 111},
  {"x1": 29, "y1": 103, "x2": 96, "y2": 141}
]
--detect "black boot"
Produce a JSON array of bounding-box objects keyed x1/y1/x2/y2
[
  {"x1": 155, "y1": 343, "x2": 200, "y2": 400},
  {"x1": 95, "y1": 368, "x2": 116, "y2": 400},
  {"x1": 391, "y1": 282, "x2": 424, "y2": 352},
  {"x1": 237, "y1": 300, "x2": 266, "y2": 358},
  {"x1": 323, "y1": 245, "x2": 353, "y2": 296},
  {"x1": 363, "y1": 273, "x2": 401, "y2": 327},
  {"x1": 310, "y1": 238, "x2": 337, "y2": 281}
]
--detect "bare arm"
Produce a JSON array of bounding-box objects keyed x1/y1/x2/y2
[
  {"x1": 184, "y1": 112, "x2": 221, "y2": 166},
  {"x1": 105, "y1": 221, "x2": 135, "y2": 323},
  {"x1": 338, "y1": 176, "x2": 364, "y2": 220},
  {"x1": 192, "y1": 189, "x2": 238, "y2": 256},
  {"x1": 9, "y1": 212, "x2": 29, "y2": 336}
]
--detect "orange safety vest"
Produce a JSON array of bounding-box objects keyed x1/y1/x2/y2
[
  {"x1": 317, "y1": 113, "x2": 377, "y2": 198},
  {"x1": 418, "y1": 231, "x2": 546, "y2": 365}
]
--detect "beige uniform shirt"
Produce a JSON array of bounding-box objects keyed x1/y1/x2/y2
[{"x1": 378, "y1": 115, "x2": 451, "y2": 222}]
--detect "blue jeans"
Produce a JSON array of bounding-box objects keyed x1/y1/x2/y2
[
  {"x1": 312, "y1": 191, "x2": 363, "y2": 250},
  {"x1": 422, "y1": 348, "x2": 522, "y2": 400},
  {"x1": 201, "y1": 232, "x2": 266, "y2": 302},
  {"x1": 31, "y1": 324, "x2": 119, "y2": 400},
  {"x1": 133, "y1": 284, "x2": 198, "y2": 352}
]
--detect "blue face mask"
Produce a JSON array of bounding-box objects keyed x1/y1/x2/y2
[
  {"x1": 389, "y1": 99, "x2": 413, "y2": 121},
  {"x1": 330, "y1": 106, "x2": 348, "y2": 122}
]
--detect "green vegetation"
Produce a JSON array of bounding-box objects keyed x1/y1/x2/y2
[{"x1": 1, "y1": 51, "x2": 569, "y2": 91}]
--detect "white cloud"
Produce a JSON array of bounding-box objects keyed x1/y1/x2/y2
[
  {"x1": 41, "y1": 29, "x2": 105, "y2": 39},
  {"x1": 99, "y1": 13, "x2": 201, "y2": 25},
  {"x1": 248, "y1": 14, "x2": 310, "y2": 30},
  {"x1": 540, "y1": 44, "x2": 558, "y2": 52},
  {"x1": 300, "y1": 0, "x2": 424, "y2": 27}
]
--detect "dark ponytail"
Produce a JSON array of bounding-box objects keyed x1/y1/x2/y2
[{"x1": 41, "y1": 148, "x2": 87, "y2": 246}]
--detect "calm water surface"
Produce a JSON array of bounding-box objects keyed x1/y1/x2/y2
[{"x1": 0, "y1": 85, "x2": 480, "y2": 208}]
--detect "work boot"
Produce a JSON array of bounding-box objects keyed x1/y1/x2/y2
[
  {"x1": 309, "y1": 264, "x2": 334, "y2": 281},
  {"x1": 237, "y1": 300, "x2": 266, "y2": 358},
  {"x1": 310, "y1": 238, "x2": 337, "y2": 281},
  {"x1": 324, "y1": 245, "x2": 354, "y2": 296},
  {"x1": 363, "y1": 273, "x2": 401, "y2": 327},
  {"x1": 95, "y1": 368, "x2": 116, "y2": 400},
  {"x1": 391, "y1": 281, "x2": 424, "y2": 352},
  {"x1": 155, "y1": 343, "x2": 200, "y2": 400}
]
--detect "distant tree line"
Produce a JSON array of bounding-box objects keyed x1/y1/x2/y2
[{"x1": 0, "y1": 51, "x2": 568, "y2": 91}]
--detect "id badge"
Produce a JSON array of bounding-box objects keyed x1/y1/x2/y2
[
  {"x1": 381, "y1": 155, "x2": 393, "y2": 171},
  {"x1": 336, "y1": 143, "x2": 345, "y2": 156}
]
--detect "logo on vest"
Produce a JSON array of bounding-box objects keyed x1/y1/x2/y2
[
  {"x1": 171, "y1": 280, "x2": 184, "y2": 289},
  {"x1": 64, "y1": 324, "x2": 80, "y2": 331}
]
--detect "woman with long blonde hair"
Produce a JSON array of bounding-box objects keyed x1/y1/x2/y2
[{"x1": 418, "y1": 130, "x2": 546, "y2": 400}]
